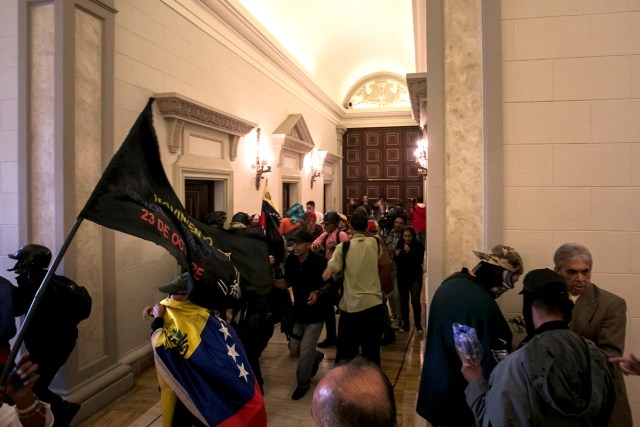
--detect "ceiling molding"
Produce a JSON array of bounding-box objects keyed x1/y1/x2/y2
[{"x1": 195, "y1": 0, "x2": 345, "y2": 119}]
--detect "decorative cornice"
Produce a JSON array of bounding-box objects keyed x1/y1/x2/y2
[
  {"x1": 272, "y1": 114, "x2": 315, "y2": 169},
  {"x1": 324, "y1": 152, "x2": 342, "y2": 163},
  {"x1": 406, "y1": 72, "x2": 427, "y2": 128},
  {"x1": 153, "y1": 92, "x2": 256, "y2": 157}
]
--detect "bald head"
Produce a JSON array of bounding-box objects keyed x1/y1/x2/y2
[{"x1": 311, "y1": 356, "x2": 396, "y2": 427}]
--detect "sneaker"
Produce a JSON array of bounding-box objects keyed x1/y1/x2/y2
[
  {"x1": 311, "y1": 352, "x2": 325, "y2": 377},
  {"x1": 317, "y1": 339, "x2": 336, "y2": 348},
  {"x1": 416, "y1": 326, "x2": 424, "y2": 333},
  {"x1": 398, "y1": 328, "x2": 406, "y2": 333},
  {"x1": 291, "y1": 386, "x2": 310, "y2": 400}
]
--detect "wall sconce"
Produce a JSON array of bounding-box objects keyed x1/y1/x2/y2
[
  {"x1": 254, "y1": 128, "x2": 271, "y2": 190},
  {"x1": 414, "y1": 137, "x2": 428, "y2": 177},
  {"x1": 309, "y1": 149, "x2": 327, "y2": 189}
]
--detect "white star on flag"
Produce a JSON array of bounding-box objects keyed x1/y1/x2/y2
[
  {"x1": 227, "y1": 343, "x2": 240, "y2": 362},
  {"x1": 238, "y1": 362, "x2": 250, "y2": 382},
  {"x1": 219, "y1": 323, "x2": 231, "y2": 340}
]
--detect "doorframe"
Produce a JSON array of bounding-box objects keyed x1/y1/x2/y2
[{"x1": 175, "y1": 167, "x2": 233, "y2": 215}]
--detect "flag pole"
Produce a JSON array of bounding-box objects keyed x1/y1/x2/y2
[{"x1": 0, "y1": 216, "x2": 85, "y2": 386}]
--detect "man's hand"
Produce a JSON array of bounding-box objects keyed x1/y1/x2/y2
[
  {"x1": 142, "y1": 305, "x2": 154, "y2": 320},
  {"x1": 461, "y1": 360, "x2": 483, "y2": 384},
  {"x1": 610, "y1": 353, "x2": 640, "y2": 376},
  {"x1": 307, "y1": 290, "x2": 320, "y2": 305},
  {"x1": 3, "y1": 353, "x2": 40, "y2": 407}
]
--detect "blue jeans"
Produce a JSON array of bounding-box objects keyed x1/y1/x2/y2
[{"x1": 288, "y1": 321, "x2": 324, "y2": 387}]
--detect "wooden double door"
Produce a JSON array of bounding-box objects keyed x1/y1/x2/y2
[{"x1": 343, "y1": 126, "x2": 423, "y2": 214}]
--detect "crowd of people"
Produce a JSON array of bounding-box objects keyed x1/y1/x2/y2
[{"x1": 3, "y1": 194, "x2": 637, "y2": 427}]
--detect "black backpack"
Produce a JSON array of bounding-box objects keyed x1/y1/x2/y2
[{"x1": 50, "y1": 275, "x2": 92, "y2": 325}]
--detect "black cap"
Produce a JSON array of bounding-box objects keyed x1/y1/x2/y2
[
  {"x1": 203, "y1": 211, "x2": 226, "y2": 226},
  {"x1": 520, "y1": 268, "x2": 566, "y2": 294},
  {"x1": 293, "y1": 230, "x2": 314, "y2": 243},
  {"x1": 158, "y1": 272, "x2": 189, "y2": 294}
]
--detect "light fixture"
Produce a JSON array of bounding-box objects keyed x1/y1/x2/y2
[
  {"x1": 414, "y1": 136, "x2": 428, "y2": 177},
  {"x1": 309, "y1": 149, "x2": 327, "y2": 188},
  {"x1": 254, "y1": 128, "x2": 271, "y2": 190}
]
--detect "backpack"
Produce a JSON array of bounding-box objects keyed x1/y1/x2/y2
[{"x1": 51, "y1": 275, "x2": 92, "y2": 325}]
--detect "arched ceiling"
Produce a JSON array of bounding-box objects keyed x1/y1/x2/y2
[{"x1": 233, "y1": 0, "x2": 418, "y2": 107}]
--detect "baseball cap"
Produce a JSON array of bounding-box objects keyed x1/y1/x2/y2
[
  {"x1": 158, "y1": 272, "x2": 189, "y2": 294},
  {"x1": 473, "y1": 244, "x2": 523, "y2": 274},
  {"x1": 322, "y1": 211, "x2": 340, "y2": 225},
  {"x1": 520, "y1": 268, "x2": 566, "y2": 294},
  {"x1": 293, "y1": 230, "x2": 314, "y2": 243},
  {"x1": 303, "y1": 211, "x2": 317, "y2": 221}
]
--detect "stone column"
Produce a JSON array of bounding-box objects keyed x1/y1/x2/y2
[
  {"x1": 23, "y1": 0, "x2": 128, "y2": 420},
  {"x1": 425, "y1": 0, "x2": 503, "y2": 299}
]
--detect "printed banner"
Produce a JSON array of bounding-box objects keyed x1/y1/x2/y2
[{"x1": 79, "y1": 99, "x2": 239, "y2": 309}]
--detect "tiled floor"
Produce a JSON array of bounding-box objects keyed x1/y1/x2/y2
[{"x1": 76, "y1": 319, "x2": 425, "y2": 426}]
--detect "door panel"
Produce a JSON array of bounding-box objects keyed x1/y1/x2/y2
[
  {"x1": 185, "y1": 180, "x2": 215, "y2": 221},
  {"x1": 342, "y1": 126, "x2": 422, "y2": 214}
]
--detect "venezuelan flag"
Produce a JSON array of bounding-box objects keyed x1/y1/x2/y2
[{"x1": 152, "y1": 298, "x2": 266, "y2": 426}]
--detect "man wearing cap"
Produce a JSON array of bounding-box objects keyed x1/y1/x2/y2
[
  {"x1": 416, "y1": 245, "x2": 523, "y2": 426},
  {"x1": 9, "y1": 244, "x2": 84, "y2": 427},
  {"x1": 322, "y1": 213, "x2": 385, "y2": 366},
  {"x1": 144, "y1": 273, "x2": 267, "y2": 426},
  {"x1": 274, "y1": 230, "x2": 332, "y2": 400},
  {"x1": 311, "y1": 212, "x2": 350, "y2": 348},
  {"x1": 553, "y1": 243, "x2": 631, "y2": 426},
  {"x1": 461, "y1": 269, "x2": 613, "y2": 426}
]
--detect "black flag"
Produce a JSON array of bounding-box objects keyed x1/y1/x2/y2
[
  {"x1": 79, "y1": 98, "x2": 239, "y2": 309},
  {"x1": 260, "y1": 182, "x2": 285, "y2": 265}
]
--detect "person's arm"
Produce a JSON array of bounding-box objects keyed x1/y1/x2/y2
[
  {"x1": 596, "y1": 296, "x2": 627, "y2": 358},
  {"x1": 149, "y1": 304, "x2": 166, "y2": 332},
  {"x1": 308, "y1": 272, "x2": 334, "y2": 306},
  {"x1": 322, "y1": 244, "x2": 342, "y2": 281},
  {"x1": 1, "y1": 353, "x2": 53, "y2": 427},
  {"x1": 610, "y1": 353, "x2": 640, "y2": 376},
  {"x1": 311, "y1": 232, "x2": 327, "y2": 252}
]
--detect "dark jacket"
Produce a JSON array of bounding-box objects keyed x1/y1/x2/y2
[
  {"x1": 394, "y1": 238, "x2": 424, "y2": 281},
  {"x1": 466, "y1": 325, "x2": 613, "y2": 426},
  {"x1": 416, "y1": 269, "x2": 512, "y2": 426}
]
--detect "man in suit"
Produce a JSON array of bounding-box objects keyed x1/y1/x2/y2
[{"x1": 553, "y1": 243, "x2": 632, "y2": 427}]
